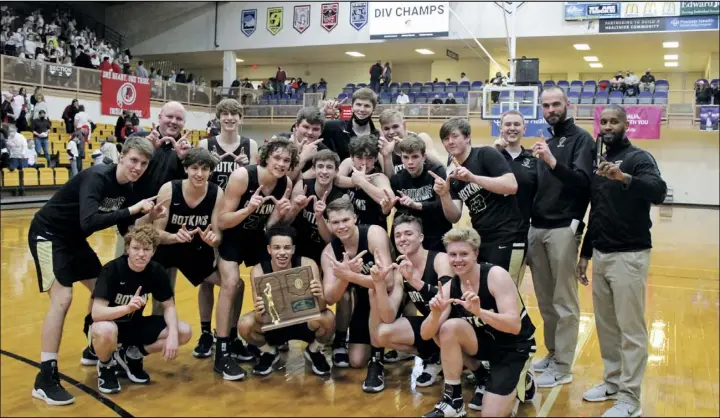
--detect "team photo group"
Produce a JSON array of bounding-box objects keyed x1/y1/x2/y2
[{"x1": 27, "y1": 86, "x2": 666, "y2": 418}]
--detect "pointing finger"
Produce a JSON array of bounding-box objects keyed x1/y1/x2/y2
[
  {"x1": 428, "y1": 171, "x2": 444, "y2": 181},
  {"x1": 321, "y1": 190, "x2": 329, "y2": 202},
  {"x1": 352, "y1": 250, "x2": 368, "y2": 262},
  {"x1": 134, "y1": 286, "x2": 143, "y2": 297}
]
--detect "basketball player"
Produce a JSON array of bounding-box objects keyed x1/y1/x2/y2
[
  {"x1": 376, "y1": 108, "x2": 443, "y2": 177},
  {"x1": 136, "y1": 148, "x2": 225, "y2": 359},
  {"x1": 493, "y1": 110, "x2": 538, "y2": 286},
  {"x1": 528, "y1": 87, "x2": 594, "y2": 388},
  {"x1": 321, "y1": 88, "x2": 380, "y2": 161},
  {"x1": 28, "y1": 137, "x2": 159, "y2": 405},
  {"x1": 238, "y1": 226, "x2": 334, "y2": 376},
  {"x1": 421, "y1": 228, "x2": 536, "y2": 417},
  {"x1": 321, "y1": 198, "x2": 394, "y2": 392},
  {"x1": 287, "y1": 106, "x2": 327, "y2": 180},
  {"x1": 371, "y1": 215, "x2": 453, "y2": 387},
  {"x1": 90, "y1": 225, "x2": 192, "y2": 394},
  {"x1": 431, "y1": 117, "x2": 524, "y2": 272},
  {"x1": 215, "y1": 138, "x2": 298, "y2": 380},
  {"x1": 577, "y1": 105, "x2": 666, "y2": 418}
]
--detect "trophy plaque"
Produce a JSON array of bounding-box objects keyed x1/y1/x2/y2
[{"x1": 251, "y1": 265, "x2": 322, "y2": 331}]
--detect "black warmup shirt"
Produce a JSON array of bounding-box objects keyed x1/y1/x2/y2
[
  {"x1": 207, "y1": 136, "x2": 252, "y2": 190},
  {"x1": 132, "y1": 134, "x2": 186, "y2": 200},
  {"x1": 31, "y1": 164, "x2": 135, "y2": 239},
  {"x1": 92, "y1": 255, "x2": 174, "y2": 323},
  {"x1": 321, "y1": 118, "x2": 379, "y2": 162},
  {"x1": 500, "y1": 147, "x2": 538, "y2": 235},
  {"x1": 449, "y1": 147, "x2": 523, "y2": 244}
]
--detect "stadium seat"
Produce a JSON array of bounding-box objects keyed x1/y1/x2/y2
[
  {"x1": 470, "y1": 81, "x2": 483, "y2": 91},
  {"x1": 54, "y1": 167, "x2": 69, "y2": 185},
  {"x1": 608, "y1": 91, "x2": 624, "y2": 104},
  {"x1": 580, "y1": 91, "x2": 595, "y2": 104},
  {"x1": 557, "y1": 80, "x2": 570, "y2": 93},
  {"x1": 655, "y1": 80, "x2": 669, "y2": 93},
  {"x1": 446, "y1": 81, "x2": 458, "y2": 92},
  {"x1": 594, "y1": 92, "x2": 609, "y2": 104},
  {"x1": 568, "y1": 91, "x2": 580, "y2": 104},
  {"x1": 39, "y1": 168, "x2": 54, "y2": 185},
  {"x1": 654, "y1": 92, "x2": 668, "y2": 104},
  {"x1": 23, "y1": 168, "x2": 39, "y2": 186},
  {"x1": 2, "y1": 169, "x2": 20, "y2": 187},
  {"x1": 638, "y1": 91, "x2": 653, "y2": 104},
  {"x1": 623, "y1": 96, "x2": 638, "y2": 105},
  {"x1": 583, "y1": 81, "x2": 597, "y2": 94}
]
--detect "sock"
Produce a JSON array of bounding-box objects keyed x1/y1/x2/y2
[
  {"x1": 216, "y1": 336, "x2": 230, "y2": 355},
  {"x1": 443, "y1": 380, "x2": 462, "y2": 403},
  {"x1": 472, "y1": 362, "x2": 490, "y2": 385},
  {"x1": 126, "y1": 346, "x2": 143, "y2": 360},
  {"x1": 259, "y1": 344, "x2": 277, "y2": 355},
  {"x1": 370, "y1": 346, "x2": 384, "y2": 364},
  {"x1": 201, "y1": 321, "x2": 211, "y2": 334},
  {"x1": 308, "y1": 340, "x2": 323, "y2": 353},
  {"x1": 230, "y1": 327, "x2": 238, "y2": 340},
  {"x1": 333, "y1": 330, "x2": 347, "y2": 347},
  {"x1": 99, "y1": 359, "x2": 112, "y2": 367},
  {"x1": 83, "y1": 313, "x2": 93, "y2": 336},
  {"x1": 40, "y1": 352, "x2": 58, "y2": 362}
]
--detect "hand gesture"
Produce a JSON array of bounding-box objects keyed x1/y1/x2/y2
[
  {"x1": 292, "y1": 184, "x2": 315, "y2": 211},
  {"x1": 309, "y1": 277, "x2": 324, "y2": 298},
  {"x1": 195, "y1": 224, "x2": 217, "y2": 247},
  {"x1": 131, "y1": 195, "x2": 159, "y2": 215},
  {"x1": 147, "y1": 123, "x2": 162, "y2": 149},
  {"x1": 576, "y1": 257, "x2": 590, "y2": 286},
  {"x1": 453, "y1": 282, "x2": 481, "y2": 317},
  {"x1": 494, "y1": 137, "x2": 509, "y2": 150},
  {"x1": 378, "y1": 134, "x2": 395, "y2": 157},
  {"x1": 396, "y1": 191, "x2": 420, "y2": 210},
  {"x1": 428, "y1": 280, "x2": 452, "y2": 314},
  {"x1": 322, "y1": 99, "x2": 341, "y2": 118},
  {"x1": 596, "y1": 161, "x2": 625, "y2": 182},
  {"x1": 346, "y1": 250, "x2": 368, "y2": 273},
  {"x1": 531, "y1": 136, "x2": 556, "y2": 167},
  {"x1": 449, "y1": 166, "x2": 474, "y2": 183},
  {"x1": 162, "y1": 333, "x2": 179, "y2": 361},
  {"x1": 380, "y1": 189, "x2": 399, "y2": 213},
  {"x1": 350, "y1": 164, "x2": 370, "y2": 186},
  {"x1": 268, "y1": 182, "x2": 293, "y2": 217},
  {"x1": 313, "y1": 190, "x2": 329, "y2": 216},
  {"x1": 299, "y1": 137, "x2": 323, "y2": 162},
  {"x1": 246, "y1": 188, "x2": 266, "y2": 213},
  {"x1": 369, "y1": 257, "x2": 395, "y2": 289},
  {"x1": 148, "y1": 197, "x2": 170, "y2": 221},
  {"x1": 396, "y1": 255, "x2": 415, "y2": 281},
  {"x1": 166, "y1": 130, "x2": 192, "y2": 159},
  {"x1": 173, "y1": 223, "x2": 196, "y2": 244},
  {"x1": 126, "y1": 286, "x2": 146, "y2": 313},
  {"x1": 429, "y1": 170, "x2": 451, "y2": 197},
  {"x1": 234, "y1": 147, "x2": 249, "y2": 166}
]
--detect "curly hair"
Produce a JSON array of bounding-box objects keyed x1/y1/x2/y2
[
  {"x1": 258, "y1": 137, "x2": 300, "y2": 171},
  {"x1": 348, "y1": 134, "x2": 380, "y2": 157},
  {"x1": 124, "y1": 225, "x2": 161, "y2": 252}
]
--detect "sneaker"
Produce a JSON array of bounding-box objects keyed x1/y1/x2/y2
[
  {"x1": 362, "y1": 358, "x2": 385, "y2": 393},
  {"x1": 214, "y1": 355, "x2": 247, "y2": 381},
  {"x1": 468, "y1": 385, "x2": 485, "y2": 411},
  {"x1": 384, "y1": 350, "x2": 413, "y2": 363},
  {"x1": 416, "y1": 357, "x2": 442, "y2": 387},
  {"x1": 278, "y1": 341, "x2": 290, "y2": 352},
  {"x1": 304, "y1": 347, "x2": 331, "y2": 376},
  {"x1": 97, "y1": 361, "x2": 121, "y2": 394},
  {"x1": 524, "y1": 370, "x2": 537, "y2": 402},
  {"x1": 602, "y1": 401, "x2": 642, "y2": 418},
  {"x1": 192, "y1": 331, "x2": 214, "y2": 358},
  {"x1": 332, "y1": 345, "x2": 349, "y2": 368},
  {"x1": 229, "y1": 338, "x2": 255, "y2": 362},
  {"x1": 81, "y1": 345, "x2": 98, "y2": 366},
  {"x1": 252, "y1": 351, "x2": 280, "y2": 376},
  {"x1": 583, "y1": 383, "x2": 619, "y2": 402},
  {"x1": 247, "y1": 343, "x2": 261, "y2": 359},
  {"x1": 31, "y1": 361, "x2": 75, "y2": 406},
  {"x1": 535, "y1": 369, "x2": 572, "y2": 388},
  {"x1": 114, "y1": 346, "x2": 150, "y2": 384},
  {"x1": 423, "y1": 398, "x2": 467, "y2": 417},
  {"x1": 532, "y1": 352, "x2": 555, "y2": 371}
]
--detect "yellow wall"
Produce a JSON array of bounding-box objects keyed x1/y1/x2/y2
[{"x1": 706, "y1": 53, "x2": 719, "y2": 80}]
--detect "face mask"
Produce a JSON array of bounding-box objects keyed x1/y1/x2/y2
[
  {"x1": 646, "y1": 72, "x2": 650, "y2": 75},
  {"x1": 39, "y1": 115, "x2": 45, "y2": 119},
  {"x1": 352, "y1": 113, "x2": 371, "y2": 126}
]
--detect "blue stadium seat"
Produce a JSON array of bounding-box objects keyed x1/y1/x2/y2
[
  {"x1": 470, "y1": 81, "x2": 483, "y2": 91},
  {"x1": 623, "y1": 96, "x2": 638, "y2": 105},
  {"x1": 568, "y1": 91, "x2": 580, "y2": 104},
  {"x1": 653, "y1": 92, "x2": 668, "y2": 104},
  {"x1": 594, "y1": 91, "x2": 609, "y2": 104},
  {"x1": 655, "y1": 80, "x2": 669, "y2": 93},
  {"x1": 557, "y1": 80, "x2": 570, "y2": 93},
  {"x1": 580, "y1": 91, "x2": 595, "y2": 104},
  {"x1": 637, "y1": 91, "x2": 653, "y2": 104},
  {"x1": 411, "y1": 82, "x2": 423, "y2": 93},
  {"x1": 454, "y1": 91, "x2": 467, "y2": 104},
  {"x1": 608, "y1": 91, "x2": 624, "y2": 104},
  {"x1": 400, "y1": 82, "x2": 411, "y2": 93},
  {"x1": 433, "y1": 82, "x2": 446, "y2": 93},
  {"x1": 458, "y1": 81, "x2": 470, "y2": 93},
  {"x1": 446, "y1": 81, "x2": 458, "y2": 92},
  {"x1": 422, "y1": 82, "x2": 434, "y2": 93},
  {"x1": 583, "y1": 81, "x2": 597, "y2": 94}
]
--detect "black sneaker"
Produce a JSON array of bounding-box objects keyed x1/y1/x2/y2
[
  {"x1": 114, "y1": 346, "x2": 150, "y2": 384},
  {"x1": 468, "y1": 385, "x2": 485, "y2": 411},
  {"x1": 524, "y1": 370, "x2": 536, "y2": 402},
  {"x1": 278, "y1": 341, "x2": 290, "y2": 352},
  {"x1": 229, "y1": 338, "x2": 255, "y2": 362},
  {"x1": 31, "y1": 361, "x2": 75, "y2": 406},
  {"x1": 193, "y1": 331, "x2": 214, "y2": 358},
  {"x1": 247, "y1": 343, "x2": 261, "y2": 359},
  {"x1": 416, "y1": 356, "x2": 442, "y2": 387},
  {"x1": 423, "y1": 397, "x2": 467, "y2": 417},
  {"x1": 81, "y1": 345, "x2": 98, "y2": 366},
  {"x1": 331, "y1": 345, "x2": 349, "y2": 368},
  {"x1": 362, "y1": 358, "x2": 385, "y2": 393},
  {"x1": 384, "y1": 350, "x2": 413, "y2": 363},
  {"x1": 214, "y1": 355, "x2": 247, "y2": 381},
  {"x1": 304, "y1": 347, "x2": 331, "y2": 376},
  {"x1": 97, "y1": 361, "x2": 121, "y2": 394},
  {"x1": 252, "y1": 351, "x2": 280, "y2": 376}
]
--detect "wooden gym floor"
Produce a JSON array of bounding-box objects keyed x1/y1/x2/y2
[{"x1": 0, "y1": 204, "x2": 717, "y2": 417}]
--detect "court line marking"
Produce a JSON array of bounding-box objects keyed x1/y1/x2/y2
[
  {"x1": 537, "y1": 315, "x2": 596, "y2": 417},
  {"x1": 0, "y1": 349, "x2": 134, "y2": 418}
]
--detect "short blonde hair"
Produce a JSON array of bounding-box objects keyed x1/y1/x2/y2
[
  {"x1": 378, "y1": 109, "x2": 404, "y2": 126},
  {"x1": 442, "y1": 228, "x2": 481, "y2": 252},
  {"x1": 124, "y1": 225, "x2": 161, "y2": 252}
]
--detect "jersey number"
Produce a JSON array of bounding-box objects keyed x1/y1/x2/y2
[{"x1": 217, "y1": 174, "x2": 229, "y2": 190}]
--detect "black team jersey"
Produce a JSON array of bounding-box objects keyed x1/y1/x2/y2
[
  {"x1": 31, "y1": 164, "x2": 135, "y2": 240},
  {"x1": 500, "y1": 147, "x2": 537, "y2": 235},
  {"x1": 402, "y1": 251, "x2": 446, "y2": 316},
  {"x1": 449, "y1": 147, "x2": 524, "y2": 244},
  {"x1": 207, "y1": 136, "x2": 252, "y2": 190},
  {"x1": 330, "y1": 225, "x2": 376, "y2": 308},
  {"x1": 292, "y1": 178, "x2": 345, "y2": 263}
]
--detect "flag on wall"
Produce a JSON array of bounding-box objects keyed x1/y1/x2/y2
[
  {"x1": 294, "y1": 5, "x2": 311, "y2": 33},
  {"x1": 241, "y1": 9, "x2": 257, "y2": 37},
  {"x1": 267, "y1": 7, "x2": 283, "y2": 35},
  {"x1": 350, "y1": 2, "x2": 368, "y2": 30},
  {"x1": 101, "y1": 72, "x2": 150, "y2": 118},
  {"x1": 321, "y1": 3, "x2": 339, "y2": 32}
]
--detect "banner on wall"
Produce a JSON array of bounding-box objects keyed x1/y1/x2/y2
[
  {"x1": 564, "y1": 2, "x2": 622, "y2": 20},
  {"x1": 340, "y1": 105, "x2": 353, "y2": 120},
  {"x1": 321, "y1": 3, "x2": 339, "y2": 32},
  {"x1": 267, "y1": 7, "x2": 283, "y2": 35},
  {"x1": 350, "y1": 2, "x2": 369, "y2": 30},
  {"x1": 598, "y1": 14, "x2": 719, "y2": 32},
  {"x1": 490, "y1": 118, "x2": 550, "y2": 138},
  {"x1": 565, "y1": 1, "x2": 719, "y2": 20},
  {"x1": 369, "y1": 2, "x2": 449, "y2": 39},
  {"x1": 241, "y1": 9, "x2": 257, "y2": 36},
  {"x1": 700, "y1": 105, "x2": 719, "y2": 131},
  {"x1": 592, "y1": 106, "x2": 662, "y2": 139},
  {"x1": 101, "y1": 72, "x2": 150, "y2": 118},
  {"x1": 293, "y1": 5, "x2": 310, "y2": 33}
]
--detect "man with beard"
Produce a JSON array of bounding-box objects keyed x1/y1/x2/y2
[
  {"x1": 576, "y1": 105, "x2": 666, "y2": 418},
  {"x1": 371, "y1": 215, "x2": 453, "y2": 387},
  {"x1": 528, "y1": 86, "x2": 595, "y2": 389},
  {"x1": 376, "y1": 109, "x2": 443, "y2": 177},
  {"x1": 493, "y1": 110, "x2": 538, "y2": 287},
  {"x1": 321, "y1": 198, "x2": 394, "y2": 393},
  {"x1": 320, "y1": 88, "x2": 379, "y2": 161},
  {"x1": 214, "y1": 138, "x2": 298, "y2": 380},
  {"x1": 238, "y1": 226, "x2": 334, "y2": 376},
  {"x1": 28, "y1": 137, "x2": 159, "y2": 406}
]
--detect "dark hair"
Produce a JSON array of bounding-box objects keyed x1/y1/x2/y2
[
  {"x1": 396, "y1": 133, "x2": 426, "y2": 155},
  {"x1": 603, "y1": 104, "x2": 627, "y2": 121},
  {"x1": 326, "y1": 196, "x2": 355, "y2": 215},
  {"x1": 349, "y1": 134, "x2": 380, "y2": 157},
  {"x1": 440, "y1": 117, "x2": 471, "y2": 140},
  {"x1": 392, "y1": 213, "x2": 423, "y2": 230},
  {"x1": 182, "y1": 147, "x2": 217, "y2": 170},
  {"x1": 313, "y1": 149, "x2": 341, "y2": 168},
  {"x1": 295, "y1": 106, "x2": 325, "y2": 127},
  {"x1": 266, "y1": 224, "x2": 297, "y2": 245},
  {"x1": 258, "y1": 137, "x2": 300, "y2": 170}
]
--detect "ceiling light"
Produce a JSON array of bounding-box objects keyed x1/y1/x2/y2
[
  {"x1": 663, "y1": 41, "x2": 679, "y2": 48},
  {"x1": 664, "y1": 54, "x2": 678, "y2": 60},
  {"x1": 589, "y1": 63, "x2": 604, "y2": 68},
  {"x1": 574, "y1": 44, "x2": 591, "y2": 50},
  {"x1": 235, "y1": 58, "x2": 244, "y2": 63},
  {"x1": 345, "y1": 51, "x2": 365, "y2": 57},
  {"x1": 664, "y1": 61, "x2": 679, "y2": 67},
  {"x1": 415, "y1": 49, "x2": 435, "y2": 55},
  {"x1": 583, "y1": 56, "x2": 599, "y2": 62}
]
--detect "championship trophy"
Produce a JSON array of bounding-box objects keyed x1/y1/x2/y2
[{"x1": 251, "y1": 265, "x2": 322, "y2": 331}]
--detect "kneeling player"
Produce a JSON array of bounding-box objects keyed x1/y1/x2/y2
[
  {"x1": 238, "y1": 226, "x2": 334, "y2": 376},
  {"x1": 422, "y1": 228, "x2": 536, "y2": 418},
  {"x1": 371, "y1": 215, "x2": 453, "y2": 387},
  {"x1": 90, "y1": 226, "x2": 192, "y2": 394}
]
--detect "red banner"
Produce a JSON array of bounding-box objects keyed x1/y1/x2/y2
[
  {"x1": 339, "y1": 105, "x2": 352, "y2": 120},
  {"x1": 101, "y1": 72, "x2": 151, "y2": 118}
]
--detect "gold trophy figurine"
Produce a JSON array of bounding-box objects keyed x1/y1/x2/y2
[{"x1": 264, "y1": 282, "x2": 281, "y2": 325}]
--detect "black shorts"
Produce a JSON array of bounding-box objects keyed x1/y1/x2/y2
[
  {"x1": 116, "y1": 316, "x2": 167, "y2": 347},
  {"x1": 405, "y1": 316, "x2": 440, "y2": 359},
  {"x1": 218, "y1": 229, "x2": 266, "y2": 267},
  {"x1": 153, "y1": 244, "x2": 216, "y2": 287},
  {"x1": 347, "y1": 286, "x2": 371, "y2": 345},
  {"x1": 478, "y1": 241, "x2": 525, "y2": 272},
  {"x1": 264, "y1": 323, "x2": 316, "y2": 346},
  {"x1": 480, "y1": 349, "x2": 532, "y2": 400},
  {"x1": 28, "y1": 222, "x2": 102, "y2": 292}
]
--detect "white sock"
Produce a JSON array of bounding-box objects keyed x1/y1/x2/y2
[
  {"x1": 445, "y1": 379, "x2": 461, "y2": 386},
  {"x1": 259, "y1": 344, "x2": 277, "y2": 355},
  {"x1": 40, "y1": 352, "x2": 58, "y2": 362},
  {"x1": 308, "y1": 340, "x2": 323, "y2": 353},
  {"x1": 126, "y1": 346, "x2": 143, "y2": 360}
]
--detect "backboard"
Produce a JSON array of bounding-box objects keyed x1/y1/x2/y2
[{"x1": 481, "y1": 85, "x2": 540, "y2": 120}]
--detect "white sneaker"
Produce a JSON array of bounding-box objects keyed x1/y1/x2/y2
[
  {"x1": 583, "y1": 382, "x2": 619, "y2": 402},
  {"x1": 535, "y1": 369, "x2": 573, "y2": 388},
  {"x1": 532, "y1": 352, "x2": 555, "y2": 371},
  {"x1": 416, "y1": 361, "x2": 442, "y2": 387},
  {"x1": 602, "y1": 400, "x2": 642, "y2": 417}
]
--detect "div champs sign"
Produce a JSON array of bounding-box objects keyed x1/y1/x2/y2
[{"x1": 101, "y1": 72, "x2": 151, "y2": 118}]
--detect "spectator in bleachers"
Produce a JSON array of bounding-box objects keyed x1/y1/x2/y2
[
  {"x1": 431, "y1": 94, "x2": 443, "y2": 105},
  {"x1": 73, "y1": 104, "x2": 91, "y2": 131},
  {"x1": 382, "y1": 62, "x2": 392, "y2": 92},
  {"x1": 396, "y1": 91, "x2": 410, "y2": 105},
  {"x1": 120, "y1": 118, "x2": 138, "y2": 142},
  {"x1": 640, "y1": 69, "x2": 655, "y2": 93},
  {"x1": 91, "y1": 148, "x2": 104, "y2": 165},
  {"x1": 460, "y1": 72, "x2": 469, "y2": 83},
  {"x1": 98, "y1": 56, "x2": 112, "y2": 72},
  {"x1": 67, "y1": 130, "x2": 81, "y2": 177},
  {"x1": 111, "y1": 58, "x2": 122, "y2": 73},
  {"x1": 445, "y1": 93, "x2": 457, "y2": 104},
  {"x1": 11, "y1": 87, "x2": 28, "y2": 132},
  {"x1": 31, "y1": 109, "x2": 51, "y2": 161},
  {"x1": 2, "y1": 93, "x2": 15, "y2": 124},
  {"x1": 100, "y1": 135, "x2": 119, "y2": 164},
  {"x1": 491, "y1": 72, "x2": 504, "y2": 103},
  {"x1": 318, "y1": 78, "x2": 327, "y2": 88},
  {"x1": 62, "y1": 99, "x2": 79, "y2": 134},
  {"x1": 275, "y1": 66, "x2": 287, "y2": 94},
  {"x1": 176, "y1": 68, "x2": 187, "y2": 83},
  {"x1": 610, "y1": 71, "x2": 625, "y2": 93},
  {"x1": 74, "y1": 47, "x2": 93, "y2": 69},
  {"x1": 24, "y1": 137, "x2": 40, "y2": 168},
  {"x1": 6, "y1": 123, "x2": 28, "y2": 170},
  {"x1": 625, "y1": 71, "x2": 640, "y2": 96},
  {"x1": 122, "y1": 48, "x2": 132, "y2": 74},
  {"x1": 369, "y1": 60, "x2": 383, "y2": 92},
  {"x1": 29, "y1": 86, "x2": 41, "y2": 106},
  {"x1": 695, "y1": 80, "x2": 713, "y2": 105},
  {"x1": 31, "y1": 92, "x2": 48, "y2": 120}
]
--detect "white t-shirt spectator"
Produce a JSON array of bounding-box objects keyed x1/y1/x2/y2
[
  {"x1": 100, "y1": 142, "x2": 119, "y2": 163},
  {"x1": 625, "y1": 74, "x2": 639, "y2": 85},
  {"x1": 24, "y1": 142, "x2": 37, "y2": 165},
  {"x1": 396, "y1": 92, "x2": 410, "y2": 104},
  {"x1": 7, "y1": 132, "x2": 28, "y2": 159},
  {"x1": 74, "y1": 111, "x2": 92, "y2": 130},
  {"x1": 460, "y1": 75, "x2": 469, "y2": 83},
  {"x1": 67, "y1": 138, "x2": 79, "y2": 159}
]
